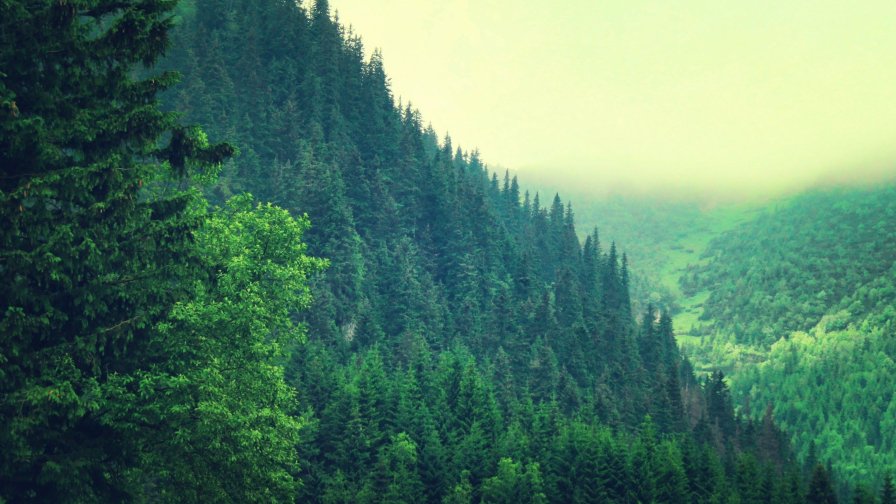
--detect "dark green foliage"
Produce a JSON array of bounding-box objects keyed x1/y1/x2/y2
[
  {"x1": 808, "y1": 465, "x2": 839, "y2": 504},
  {"x1": 852, "y1": 485, "x2": 877, "y2": 504},
  {"x1": 0, "y1": 0, "x2": 322, "y2": 501},
  {"x1": 287, "y1": 341, "x2": 807, "y2": 503},
  {"x1": 883, "y1": 474, "x2": 896, "y2": 504}
]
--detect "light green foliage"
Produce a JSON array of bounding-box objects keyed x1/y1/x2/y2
[
  {"x1": 480, "y1": 458, "x2": 547, "y2": 504},
  {"x1": 378, "y1": 433, "x2": 426, "y2": 503},
  {"x1": 105, "y1": 195, "x2": 326, "y2": 501},
  {"x1": 699, "y1": 190, "x2": 896, "y2": 490},
  {"x1": 682, "y1": 186, "x2": 896, "y2": 347},
  {"x1": 189, "y1": 194, "x2": 325, "y2": 351},
  {"x1": 735, "y1": 316, "x2": 896, "y2": 489},
  {"x1": 442, "y1": 471, "x2": 474, "y2": 504},
  {"x1": 581, "y1": 185, "x2": 896, "y2": 492}
]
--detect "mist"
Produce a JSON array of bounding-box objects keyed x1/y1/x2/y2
[{"x1": 332, "y1": 0, "x2": 896, "y2": 200}]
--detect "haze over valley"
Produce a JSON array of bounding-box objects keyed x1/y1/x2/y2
[{"x1": 332, "y1": 0, "x2": 896, "y2": 199}]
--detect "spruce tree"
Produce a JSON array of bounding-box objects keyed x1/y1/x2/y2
[
  {"x1": 807, "y1": 465, "x2": 838, "y2": 504},
  {"x1": 882, "y1": 474, "x2": 896, "y2": 504},
  {"x1": 0, "y1": 0, "x2": 231, "y2": 499},
  {"x1": 852, "y1": 485, "x2": 876, "y2": 504}
]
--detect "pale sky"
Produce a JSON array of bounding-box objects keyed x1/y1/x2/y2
[{"x1": 330, "y1": 0, "x2": 896, "y2": 198}]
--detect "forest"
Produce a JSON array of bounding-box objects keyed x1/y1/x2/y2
[
  {"x1": 1, "y1": 0, "x2": 893, "y2": 502},
  {"x1": 670, "y1": 187, "x2": 896, "y2": 492},
  {"x1": 568, "y1": 185, "x2": 896, "y2": 497},
  {"x1": 680, "y1": 187, "x2": 896, "y2": 347}
]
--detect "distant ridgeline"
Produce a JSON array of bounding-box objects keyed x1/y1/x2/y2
[{"x1": 681, "y1": 185, "x2": 896, "y2": 492}]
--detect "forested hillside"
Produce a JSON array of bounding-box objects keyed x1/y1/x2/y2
[
  {"x1": 161, "y1": 0, "x2": 660, "y2": 424},
  {"x1": 566, "y1": 194, "x2": 758, "y2": 318},
  {"x1": 157, "y1": 1, "x2": 811, "y2": 500},
  {"x1": 681, "y1": 187, "x2": 896, "y2": 347},
  {"x1": 154, "y1": 1, "x2": 812, "y2": 502},
  {"x1": 0, "y1": 0, "x2": 863, "y2": 501},
  {"x1": 676, "y1": 186, "x2": 896, "y2": 494}
]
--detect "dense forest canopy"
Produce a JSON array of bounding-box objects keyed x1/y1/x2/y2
[
  {"x1": 571, "y1": 185, "x2": 896, "y2": 496},
  {"x1": 681, "y1": 187, "x2": 896, "y2": 347},
  {"x1": 0, "y1": 0, "x2": 325, "y2": 500},
  {"x1": 1, "y1": 0, "x2": 891, "y2": 502},
  {"x1": 675, "y1": 187, "x2": 896, "y2": 491}
]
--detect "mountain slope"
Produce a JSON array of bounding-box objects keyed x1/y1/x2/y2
[
  {"x1": 163, "y1": 0, "x2": 653, "y2": 420},
  {"x1": 682, "y1": 186, "x2": 896, "y2": 347},
  {"x1": 672, "y1": 185, "x2": 896, "y2": 491},
  {"x1": 155, "y1": 0, "x2": 811, "y2": 501},
  {"x1": 733, "y1": 262, "x2": 896, "y2": 491}
]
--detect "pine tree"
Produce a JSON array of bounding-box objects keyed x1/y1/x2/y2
[
  {"x1": 852, "y1": 485, "x2": 876, "y2": 504},
  {"x1": 601, "y1": 436, "x2": 634, "y2": 503},
  {"x1": 807, "y1": 465, "x2": 838, "y2": 504},
  {"x1": 443, "y1": 471, "x2": 474, "y2": 504},
  {"x1": 368, "y1": 433, "x2": 426, "y2": 504},
  {"x1": 0, "y1": 0, "x2": 298, "y2": 500},
  {"x1": 706, "y1": 370, "x2": 736, "y2": 437},
  {"x1": 882, "y1": 474, "x2": 896, "y2": 504},
  {"x1": 480, "y1": 458, "x2": 547, "y2": 504},
  {"x1": 654, "y1": 441, "x2": 689, "y2": 504}
]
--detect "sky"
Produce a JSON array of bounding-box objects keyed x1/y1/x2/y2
[{"x1": 329, "y1": 0, "x2": 896, "y2": 199}]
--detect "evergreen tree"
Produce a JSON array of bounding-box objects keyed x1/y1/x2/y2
[
  {"x1": 0, "y1": 0, "x2": 341, "y2": 501},
  {"x1": 852, "y1": 485, "x2": 877, "y2": 504},
  {"x1": 360, "y1": 433, "x2": 425, "y2": 504},
  {"x1": 807, "y1": 465, "x2": 838, "y2": 504},
  {"x1": 442, "y1": 471, "x2": 473, "y2": 504},
  {"x1": 882, "y1": 474, "x2": 896, "y2": 504},
  {"x1": 706, "y1": 370, "x2": 736, "y2": 437},
  {"x1": 481, "y1": 458, "x2": 547, "y2": 504}
]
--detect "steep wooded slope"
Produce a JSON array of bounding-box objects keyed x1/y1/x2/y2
[
  {"x1": 682, "y1": 186, "x2": 896, "y2": 346},
  {"x1": 155, "y1": 0, "x2": 815, "y2": 501},
  {"x1": 678, "y1": 185, "x2": 896, "y2": 492}
]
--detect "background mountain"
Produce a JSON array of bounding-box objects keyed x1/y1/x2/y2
[
  {"x1": 572, "y1": 185, "x2": 896, "y2": 495},
  {"x1": 682, "y1": 186, "x2": 896, "y2": 491}
]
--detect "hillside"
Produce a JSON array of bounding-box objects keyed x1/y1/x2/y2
[
  {"x1": 688, "y1": 187, "x2": 896, "y2": 490},
  {"x1": 577, "y1": 185, "x2": 896, "y2": 493},
  {"x1": 567, "y1": 195, "x2": 760, "y2": 365},
  {"x1": 155, "y1": 0, "x2": 813, "y2": 501},
  {"x1": 681, "y1": 186, "x2": 896, "y2": 347}
]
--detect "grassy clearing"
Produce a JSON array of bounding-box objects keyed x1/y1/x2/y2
[
  {"x1": 652, "y1": 204, "x2": 764, "y2": 373},
  {"x1": 571, "y1": 195, "x2": 767, "y2": 373}
]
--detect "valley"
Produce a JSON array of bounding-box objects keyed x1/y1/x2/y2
[{"x1": 571, "y1": 186, "x2": 896, "y2": 491}]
